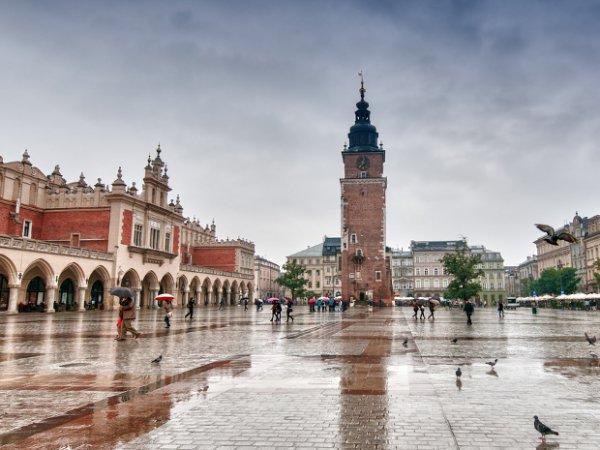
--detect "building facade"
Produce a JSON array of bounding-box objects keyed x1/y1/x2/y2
[
  {"x1": 471, "y1": 245, "x2": 506, "y2": 305},
  {"x1": 340, "y1": 80, "x2": 392, "y2": 303},
  {"x1": 254, "y1": 255, "x2": 280, "y2": 300},
  {"x1": 0, "y1": 148, "x2": 254, "y2": 314},
  {"x1": 390, "y1": 248, "x2": 413, "y2": 297}
]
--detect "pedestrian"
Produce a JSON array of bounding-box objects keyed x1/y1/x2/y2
[
  {"x1": 244, "y1": 297, "x2": 249, "y2": 311},
  {"x1": 276, "y1": 301, "x2": 283, "y2": 322},
  {"x1": 270, "y1": 301, "x2": 278, "y2": 322},
  {"x1": 163, "y1": 299, "x2": 173, "y2": 328},
  {"x1": 497, "y1": 301, "x2": 504, "y2": 318},
  {"x1": 427, "y1": 301, "x2": 435, "y2": 320},
  {"x1": 219, "y1": 296, "x2": 225, "y2": 310},
  {"x1": 464, "y1": 300, "x2": 474, "y2": 325},
  {"x1": 184, "y1": 297, "x2": 195, "y2": 320},
  {"x1": 116, "y1": 297, "x2": 140, "y2": 340},
  {"x1": 412, "y1": 301, "x2": 419, "y2": 319},
  {"x1": 286, "y1": 299, "x2": 294, "y2": 323},
  {"x1": 419, "y1": 304, "x2": 426, "y2": 320}
]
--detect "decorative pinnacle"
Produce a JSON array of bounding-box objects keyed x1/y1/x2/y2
[{"x1": 358, "y1": 71, "x2": 365, "y2": 100}]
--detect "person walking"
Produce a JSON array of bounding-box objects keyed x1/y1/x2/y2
[
  {"x1": 497, "y1": 301, "x2": 504, "y2": 318},
  {"x1": 427, "y1": 301, "x2": 435, "y2": 320},
  {"x1": 412, "y1": 301, "x2": 419, "y2": 320},
  {"x1": 270, "y1": 301, "x2": 278, "y2": 322},
  {"x1": 419, "y1": 304, "x2": 426, "y2": 320},
  {"x1": 276, "y1": 301, "x2": 283, "y2": 322},
  {"x1": 184, "y1": 297, "x2": 195, "y2": 320},
  {"x1": 464, "y1": 300, "x2": 474, "y2": 325},
  {"x1": 286, "y1": 299, "x2": 294, "y2": 323},
  {"x1": 244, "y1": 297, "x2": 249, "y2": 311},
  {"x1": 116, "y1": 297, "x2": 140, "y2": 340},
  {"x1": 163, "y1": 299, "x2": 174, "y2": 328},
  {"x1": 219, "y1": 296, "x2": 225, "y2": 310}
]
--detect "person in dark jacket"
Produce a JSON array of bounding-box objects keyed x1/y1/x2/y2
[
  {"x1": 185, "y1": 297, "x2": 195, "y2": 320},
  {"x1": 464, "y1": 300, "x2": 474, "y2": 325}
]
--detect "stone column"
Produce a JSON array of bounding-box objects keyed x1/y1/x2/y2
[
  {"x1": 206, "y1": 291, "x2": 212, "y2": 305},
  {"x1": 7, "y1": 283, "x2": 20, "y2": 314},
  {"x1": 104, "y1": 288, "x2": 114, "y2": 310},
  {"x1": 182, "y1": 289, "x2": 189, "y2": 308},
  {"x1": 195, "y1": 288, "x2": 202, "y2": 305},
  {"x1": 78, "y1": 287, "x2": 87, "y2": 311},
  {"x1": 151, "y1": 290, "x2": 159, "y2": 309},
  {"x1": 46, "y1": 286, "x2": 57, "y2": 313},
  {"x1": 134, "y1": 288, "x2": 142, "y2": 310}
]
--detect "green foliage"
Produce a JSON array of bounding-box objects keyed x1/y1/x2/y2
[
  {"x1": 275, "y1": 261, "x2": 308, "y2": 300},
  {"x1": 441, "y1": 248, "x2": 484, "y2": 301},
  {"x1": 593, "y1": 258, "x2": 600, "y2": 291},
  {"x1": 305, "y1": 290, "x2": 318, "y2": 299},
  {"x1": 532, "y1": 267, "x2": 580, "y2": 295}
]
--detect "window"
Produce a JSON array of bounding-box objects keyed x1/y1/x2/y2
[
  {"x1": 165, "y1": 232, "x2": 171, "y2": 252},
  {"x1": 150, "y1": 227, "x2": 161, "y2": 250},
  {"x1": 434, "y1": 279, "x2": 440, "y2": 288},
  {"x1": 22, "y1": 220, "x2": 32, "y2": 238},
  {"x1": 316, "y1": 281, "x2": 320, "y2": 288},
  {"x1": 433, "y1": 268, "x2": 439, "y2": 275},
  {"x1": 316, "y1": 270, "x2": 320, "y2": 276},
  {"x1": 375, "y1": 271, "x2": 381, "y2": 281},
  {"x1": 424, "y1": 279, "x2": 430, "y2": 288},
  {"x1": 416, "y1": 279, "x2": 421, "y2": 288},
  {"x1": 443, "y1": 279, "x2": 448, "y2": 287},
  {"x1": 360, "y1": 171, "x2": 367, "y2": 178},
  {"x1": 351, "y1": 234, "x2": 357, "y2": 244},
  {"x1": 424, "y1": 268, "x2": 429, "y2": 275},
  {"x1": 415, "y1": 268, "x2": 420, "y2": 276},
  {"x1": 133, "y1": 224, "x2": 143, "y2": 246}
]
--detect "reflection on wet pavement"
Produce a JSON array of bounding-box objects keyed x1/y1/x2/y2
[{"x1": 0, "y1": 306, "x2": 600, "y2": 449}]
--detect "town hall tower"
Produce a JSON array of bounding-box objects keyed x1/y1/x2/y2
[{"x1": 340, "y1": 79, "x2": 391, "y2": 303}]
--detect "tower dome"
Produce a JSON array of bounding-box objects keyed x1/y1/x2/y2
[{"x1": 346, "y1": 77, "x2": 379, "y2": 152}]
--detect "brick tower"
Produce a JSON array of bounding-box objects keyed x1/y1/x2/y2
[{"x1": 340, "y1": 78, "x2": 391, "y2": 304}]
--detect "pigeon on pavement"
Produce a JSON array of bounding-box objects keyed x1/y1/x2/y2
[
  {"x1": 455, "y1": 367, "x2": 462, "y2": 379},
  {"x1": 485, "y1": 358, "x2": 498, "y2": 368},
  {"x1": 585, "y1": 332, "x2": 596, "y2": 345},
  {"x1": 151, "y1": 355, "x2": 162, "y2": 364},
  {"x1": 402, "y1": 338, "x2": 408, "y2": 347},
  {"x1": 534, "y1": 415, "x2": 559, "y2": 443},
  {"x1": 451, "y1": 338, "x2": 458, "y2": 344},
  {"x1": 535, "y1": 224, "x2": 577, "y2": 246}
]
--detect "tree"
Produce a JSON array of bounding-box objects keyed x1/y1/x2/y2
[
  {"x1": 532, "y1": 267, "x2": 580, "y2": 295},
  {"x1": 593, "y1": 258, "x2": 600, "y2": 292},
  {"x1": 441, "y1": 248, "x2": 484, "y2": 301},
  {"x1": 276, "y1": 261, "x2": 308, "y2": 301}
]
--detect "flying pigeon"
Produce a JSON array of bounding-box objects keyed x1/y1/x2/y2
[
  {"x1": 485, "y1": 358, "x2": 498, "y2": 368},
  {"x1": 585, "y1": 332, "x2": 596, "y2": 345},
  {"x1": 590, "y1": 351, "x2": 598, "y2": 359},
  {"x1": 534, "y1": 415, "x2": 559, "y2": 443},
  {"x1": 451, "y1": 338, "x2": 458, "y2": 344},
  {"x1": 455, "y1": 367, "x2": 462, "y2": 379},
  {"x1": 535, "y1": 224, "x2": 577, "y2": 246},
  {"x1": 151, "y1": 355, "x2": 162, "y2": 364},
  {"x1": 402, "y1": 338, "x2": 408, "y2": 347}
]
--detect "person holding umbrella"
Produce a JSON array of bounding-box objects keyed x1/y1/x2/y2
[
  {"x1": 109, "y1": 287, "x2": 140, "y2": 341},
  {"x1": 163, "y1": 299, "x2": 174, "y2": 328}
]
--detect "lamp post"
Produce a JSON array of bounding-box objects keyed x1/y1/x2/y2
[{"x1": 557, "y1": 260, "x2": 564, "y2": 295}]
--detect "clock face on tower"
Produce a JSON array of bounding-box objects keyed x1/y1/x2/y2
[{"x1": 356, "y1": 155, "x2": 370, "y2": 170}]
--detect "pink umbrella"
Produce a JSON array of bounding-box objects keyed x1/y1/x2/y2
[
  {"x1": 267, "y1": 297, "x2": 279, "y2": 303},
  {"x1": 308, "y1": 297, "x2": 317, "y2": 304},
  {"x1": 155, "y1": 293, "x2": 175, "y2": 301}
]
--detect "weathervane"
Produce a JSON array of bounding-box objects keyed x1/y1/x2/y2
[{"x1": 358, "y1": 71, "x2": 365, "y2": 99}]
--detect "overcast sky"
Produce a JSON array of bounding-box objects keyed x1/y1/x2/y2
[{"x1": 2, "y1": 0, "x2": 600, "y2": 267}]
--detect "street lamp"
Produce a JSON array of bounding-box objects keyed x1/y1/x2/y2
[{"x1": 557, "y1": 260, "x2": 564, "y2": 295}]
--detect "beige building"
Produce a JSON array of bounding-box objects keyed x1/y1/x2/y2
[
  {"x1": 390, "y1": 248, "x2": 413, "y2": 297},
  {"x1": 411, "y1": 240, "x2": 464, "y2": 298},
  {"x1": 471, "y1": 245, "x2": 506, "y2": 305},
  {"x1": 254, "y1": 255, "x2": 280, "y2": 300},
  {"x1": 585, "y1": 216, "x2": 600, "y2": 292},
  {"x1": 0, "y1": 148, "x2": 254, "y2": 314}
]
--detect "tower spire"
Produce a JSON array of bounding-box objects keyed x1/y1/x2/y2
[{"x1": 359, "y1": 71, "x2": 365, "y2": 100}]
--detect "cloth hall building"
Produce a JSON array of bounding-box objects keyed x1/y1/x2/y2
[{"x1": 0, "y1": 147, "x2": 254, "y2": 314}]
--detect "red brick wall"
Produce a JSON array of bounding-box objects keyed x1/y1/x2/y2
[
  {"x1": 173, "y1": 225, "x2": 180, "y2": 256},
  {"x1": 41, "y1": 209, "x2": 111, "y2": 251},
  {"x1": 341, "y1": 151, "x2": 391, "y2": 302},
  {"x1": 121, "y1": 210, "x2": 132, "y2": 246},
  {"x1": 0, "y1": 202, "x2": 45, "y2": 237},
  {"x1": 192, "y1": 247, "x2": 236, "y2": 272}
]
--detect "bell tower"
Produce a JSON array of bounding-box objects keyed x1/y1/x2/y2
[{"x1": 340, "y1": 77, "x2": 391, "y2": 304}]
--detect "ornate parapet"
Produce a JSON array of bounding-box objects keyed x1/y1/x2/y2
[
  {"x1": 179, "y1": 264, "x2": 253, "y2": 280},
  {"x1": 0, "y1": 235, "x2": 113, "y2": 261}
]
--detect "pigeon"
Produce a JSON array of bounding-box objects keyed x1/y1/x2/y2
[
  {"x1": 590, "y1": 351, "x2": 598, "y2": 360},
  {"x1": 535, "y1": 224, "x2": 577, "y2": 246},
  {"x1": 585, "y1": 332, "x2": 596, "y2": 345},
  {"x1": 455, "y1": 367, "x2": 462, "y2": 379},
  {"x1": 485, "y1": 358, "x2": 498, "y2": 368},
  {"x1": 402, "y1": 338, "x2": 408, "y2": 347},
  {"x1": 534, "y1": 415, "x2": 559, "y2": 443},
  {"x1": 151, "y1": 355, "x2": 162, "y2": 364},
  {"x1": 451, "y1": 338, "x2": 458, "y2": 344}
]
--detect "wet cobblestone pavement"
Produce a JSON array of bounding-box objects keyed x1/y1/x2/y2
[{"x1": 1, "y1": 305, "x2": 599, "y2": 449}]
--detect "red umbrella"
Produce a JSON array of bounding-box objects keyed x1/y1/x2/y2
[
  {"x1": 308, "y1": 297, "x2": 317, "y2": 304},
  {"x1": 155, "y1": 293, "x2": 175, "y2": 301}
]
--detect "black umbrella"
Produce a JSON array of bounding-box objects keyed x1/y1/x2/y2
[{"x1": 110, "y1": 286, "x2": 135, "y2": 298}]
